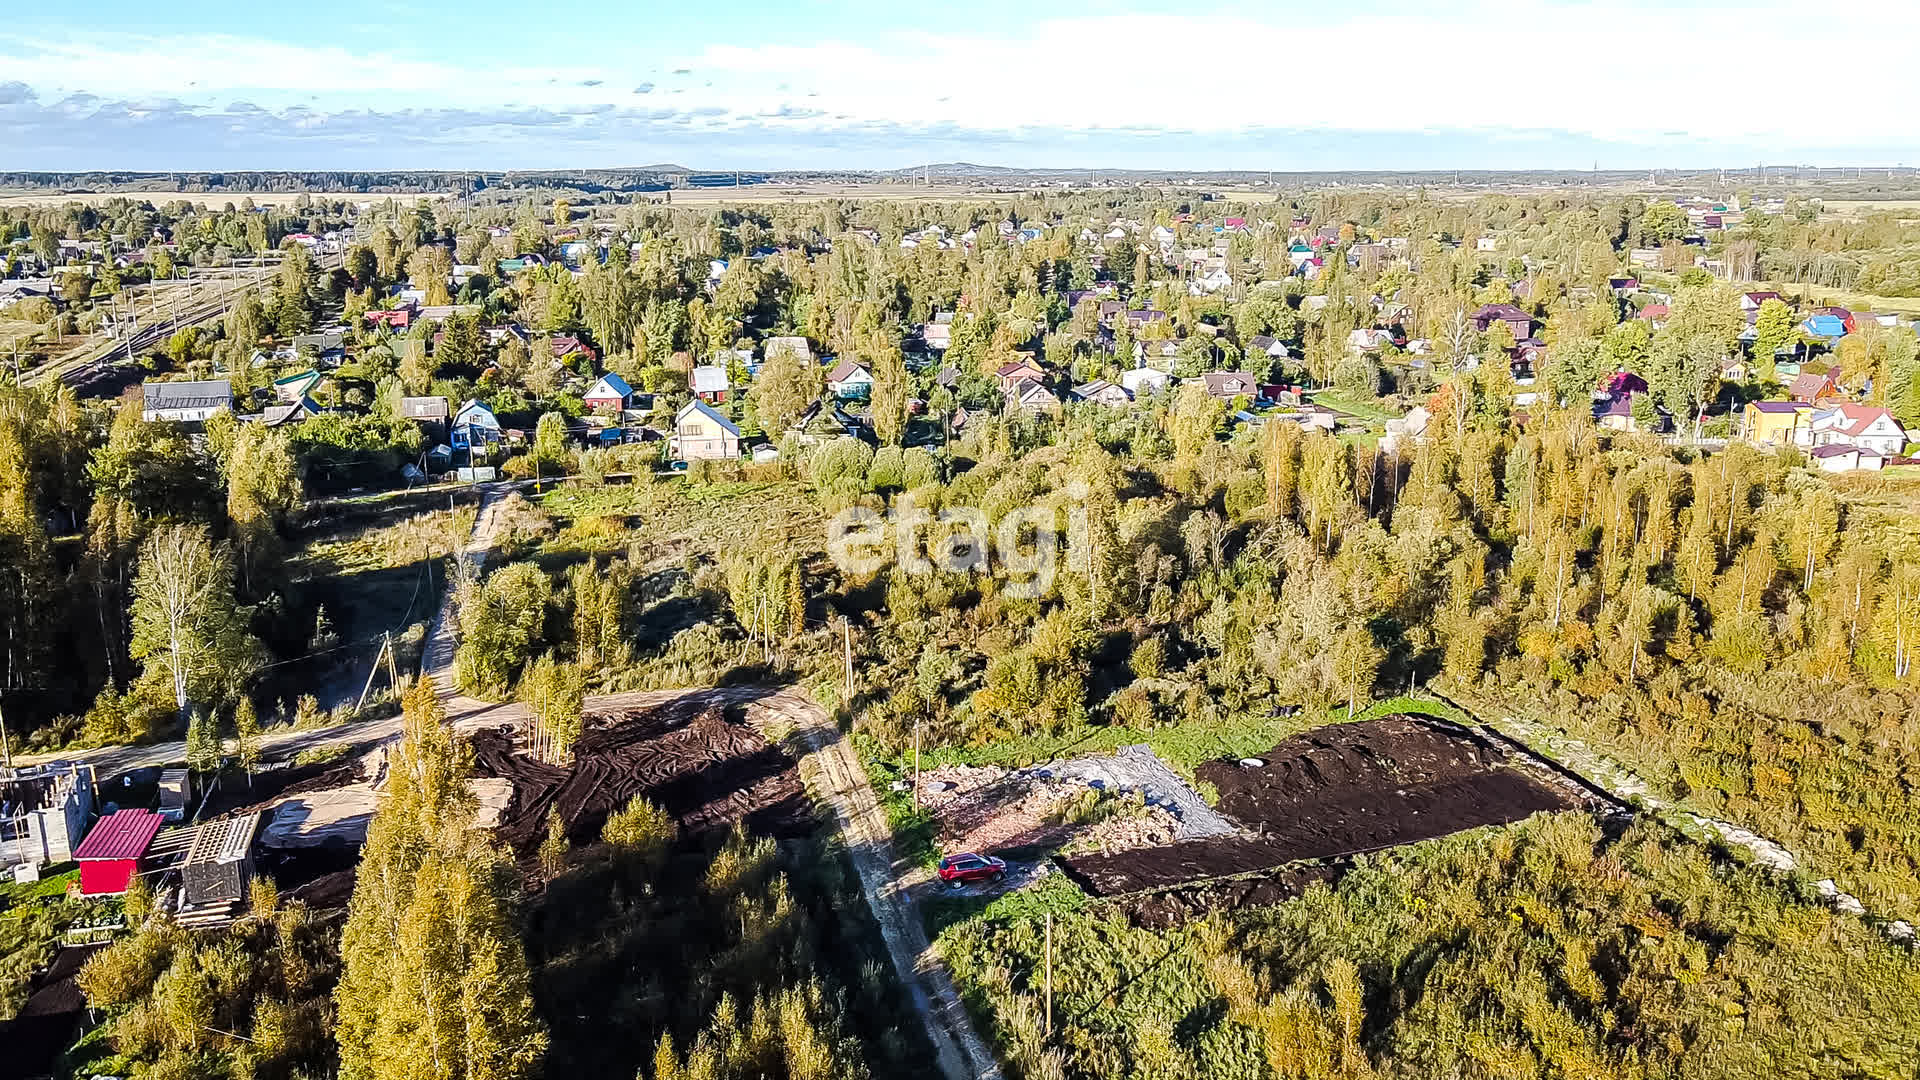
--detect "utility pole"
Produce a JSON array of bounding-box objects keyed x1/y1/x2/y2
[
  {"x1": 842, "y1": 617, "x2": 854, "y2": 697},
  {"x1": 1044, "y1": 913, "x2": 1053, "y2": 1037},
  {"x1": 912, "y1": 713, "x2": 922, "y2": 809}
]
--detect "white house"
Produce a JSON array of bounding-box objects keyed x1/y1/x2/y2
[
  {"x1": 1120, "y1": 367, "x2": 1172, "y2": 396},
  {"x1": 690, "y1": 365, "x2": 731, "y2": 403},
  {"x1": 672, "y1": 400, "x2": 741, "y2": 461},
  {"x1": 1809, "y1": 404, "x2": 1907, "y2": 457},
  {"x1": 450, "y1": 399, "x2": 502, "y2": 448},
  {"x1": 826, "y1": 360, "x2": 873, "y2": 399},
  {"x1": 1070, "y1": 380, "x2": 1133, "y2": 407},
  {"x1": 1810, "y1": 445, "x2": 1886, "y2": 472}
]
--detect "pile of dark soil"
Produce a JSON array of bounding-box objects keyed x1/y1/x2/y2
[
  {"x1": 1058, "y1": 716, "x2": 1582, "y2": 901},
  {"x1": 1195, "y1": 715, "x2": 1579, "y2": 860},
  {"x1": 470, "y1": 700, "x2": 813, "y2": 858}
]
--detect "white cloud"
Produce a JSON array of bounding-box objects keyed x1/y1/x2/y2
[{"x1": 4, "y1": 2, "x2": 1920, "y2": 160}]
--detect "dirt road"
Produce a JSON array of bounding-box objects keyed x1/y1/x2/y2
[{"x1": 754, "y1": 691, "x2": 1005, "y2": 1080}]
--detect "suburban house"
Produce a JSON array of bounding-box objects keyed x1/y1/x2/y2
[
  {"x1": 263, "y1": 396, "x2": 324, "y2": 427},
  {"x1": 672, "y1": 400, "x2": 741, "y2": 461},
  {"x1": 1200, "y1": 371, "x2": 1260, "y2": 400},
  {"x1": 1595, "y1": 391, "x2": 1667, "y2": 433},
  {"x1": 1809, "y1": 444, "x2": 1887, "y2": 472},
  {"x1": 764, "y1": 336, "x2": 814, "y2": 366},
  {"x1": 1801, "y1": 314, "x2": 1847, "y2": 342},
  {"x1": 551, "y1": 334, "x2": 597, "y2": 361},
  {"x1": 1120, "y1": 366, "x2": 1173, "y2": 396},
  {"x1": 993, "y1": 359, "x2": 1047, "y2": 390},
  {"x1": 827, "y1": 360, "x2": 874, "y2": 399},
  {"x1": 690, "y1": 365, "x2": 731, "y2": 403},
  {"x1": 1004, "y1": 379, "x2": 1063, "y2": 416},
  {"x1": 1809, "y1": 403, "x2": 1907, "y2": 457},
  {"x1": 74, "y1": 808, "x2": 163, "y2": 897},
  {"x1": 1741, "y1": 401, "x2": 1814, "y2": 446},
  {"x1": 450, "y1": 399, "x2": 502, "y2": 448},
  {"x1": 1469, "y1": 303, "x2": 1533, "y2": 340},
  {"x1": 1247, "y1": 335, "x2": 1290, "y2": 360},
  {"x1": 583, "y1": 373, "x2": 634, "y2": 413},
  {"x1": 1788, "y1": 368, "x2": 1844, "y2": 405},
  {"x1": 1740, "y1": 291, "x2": 1783, "y2": 312},
  {"x1": 1070, "y1": 380, "x2": 1133, "y2": 407},
  {"x1": 142, "y1": 379, "x2": 232, "y2": 422},
  {"x1": 400, "y1": 396, "x2": 450, "y2": 428},
  {"x1": 1380, "y1": 406, "x2": 1432, "y2": 455},
  {"x1": 292, "y1": 331, "x2": 346, "y2": 365},
  {"x1": 922, "y1": 317, "x2": 953, "y2": 350},
  {"x1": 272, "y1": 369, "x2": 323, "y2": 403}
]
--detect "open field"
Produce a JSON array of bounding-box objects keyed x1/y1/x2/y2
[
  {"x1": 637, "y1": 183, "x2": 1026, "y2": 204},
  {"x1": 1752, "y1": 281, "x2": 1920, "y2": 316},
  {"x1": 0, "y1": 190, "x2": 447, "y2": 208}
]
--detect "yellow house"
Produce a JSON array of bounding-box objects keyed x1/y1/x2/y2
[{"x1": 1742, "y1": 401, "x2": 1812, "y2": 446}]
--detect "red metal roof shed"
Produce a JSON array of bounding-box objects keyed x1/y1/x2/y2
[{"x1": 74, "y1": 809, "x2": 164, "y2": 896}]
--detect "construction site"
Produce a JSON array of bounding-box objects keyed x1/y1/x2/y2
[{"x1": 899, "y1": 715, "x2": 1607, "y2": 924}]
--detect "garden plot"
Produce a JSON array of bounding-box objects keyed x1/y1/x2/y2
[
  {"x1": 469, "y1": 698, "x2": 813, "y2": 859},
  {"x1": 1057, "y1": 716, "x2": 1588, "y2": 907}
]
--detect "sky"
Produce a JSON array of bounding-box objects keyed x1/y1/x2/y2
[{"x1": 4, "y1": 0, "x2": 1919, "y2": 172}]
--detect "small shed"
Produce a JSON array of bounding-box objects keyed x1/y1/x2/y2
[
  {"x1": 156, "y1": 768, "x2": 193, "y2": 822},
  {"x1": 74, "y1": 809, "x2": 164, "y2": 896},
  {"x1": 181, "y1": 812, "x2": 262, "y2": 908}
]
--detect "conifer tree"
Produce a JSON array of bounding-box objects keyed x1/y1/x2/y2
[{"x1": 336, "y1": 677, "x2": 547, "y2": 1080}]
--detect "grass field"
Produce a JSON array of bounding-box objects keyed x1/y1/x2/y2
[
  {"x1": 1753, "y1": 281, "x2": 1920, "y2": 316},
  {"x1": 0, "y1": 190, "x2": 447, "y2": 208}
]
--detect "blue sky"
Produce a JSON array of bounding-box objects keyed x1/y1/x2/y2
[{"x1": 4, "y1": 0, "x2": 1918, "y2": 171}]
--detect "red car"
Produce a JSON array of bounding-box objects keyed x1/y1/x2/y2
[{"x1": 937, "y1": 852, "x2": 1006, "y2": 886}]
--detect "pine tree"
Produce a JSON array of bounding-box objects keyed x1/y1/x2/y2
[
  {"x1": 336, "y1": 677, "x2": 548, "y2": 1080},
  {"x1": 233, "y1": 698, "x2": 261, "y2": 787}
]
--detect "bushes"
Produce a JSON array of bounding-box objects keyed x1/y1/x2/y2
[{"x1": 454, "y1": 562, "x2": 554, "y2": 698}]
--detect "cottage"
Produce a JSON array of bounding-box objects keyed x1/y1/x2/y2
[
  {"x1": 764, "y1": 336, "x2": 814, "y2": 366},
  {"x1": 1801, "y1": 314, "x2": 1847, "y2": 342},
  {"x1": 922, "y1": 320, "x2": 953, "y2": 350},
  {"x1": 1739, "y1": 291, "x2": 1782, "y2": 312},
  {"x1": 1005, "y1": 379, "x2": 1063, "y2": 416},
  {"x1": 272, "y1": 369, "x2": 323, "y2": 403},
  {"x1": 291, "y1": 332, "x2": 346, "y2": 365},
  {"x1": 993, "y1": 359, "x2": 1048, "y2": 390},
  {"x1": 450, "y1": 399, "x2": 502, "y2": 448},
  {"x1": 1788, "y1": 369, "x2": 1844, "y2": 405},
  {"x1": 142, "y1": 379, "x2": 232, "y2": 422},
  {"x1": 263, "y1": 397, "x2": 324, "y2": 427},
  {"x1": 1070, "y1": 380, "x2": 1133, "y2": 407},
  {"x1": 583, "y1": 373, "x2": 634, "y2": 413},
  {"x1": 74, "y1": 808, "x2": 164, "y2": 896},
  {"x1": 1741, "y1": 401, "x2": 1814, "y2": 446},
  {"x1": 672, "y1": 400, "x2": 741, "y2": 461},
  {"x1": 827, "y1": 360, "x2": 874, "y2": 399},
  {"x1": 551, "y1": 334, "x2": 597, "y2": 361},
  {"x1": 1809, "y1": 444, "x2": 1887, "y2": 472},
  {"x1": 1809, "y1": 403, "x2": 1907, "y2": 457},
  {"x1": 690, "y1": 365, "x2": 731, "y2": 403},
  {"x1": 1469, "y1": 303, "x2": 1532, "y2": 340},
  {"x1": 1200, "y1": 371, "x2": 1260, "y2": 400},
  {"x1": 1247, "y1": 335, "x2": 1290, "y2": 360},
  {"x1": 401, "y1": 396, "x2": 450, "y2": 426},
  {"x1": 1120, "y1": 367, "x2": 1172, "y2": 396}
]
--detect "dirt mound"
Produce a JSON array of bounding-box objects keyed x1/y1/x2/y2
[
  {"x1": 471, "y1": 701, "x2": 812, "y2": 858},
  {"x1": 1057, "y1": 716, "x2": 1583, "y2": 900},
  {"x1": 1194, "y1": 715, "x2": 1579, "y2": 860}
]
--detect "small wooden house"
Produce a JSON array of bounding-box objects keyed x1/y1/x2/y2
[{"x1": 74, "y1": 809, "x2": 164, "y2": 896}]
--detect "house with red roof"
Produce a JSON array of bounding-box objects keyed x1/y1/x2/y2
[
  {"x1": 74, "y1": 808, "x2": 164, "y2": 896},
  {"x1": 1788, "y1": 368, "x2": 1844, "y2": 405},
  {"x1": 1740, "y1": 291, "x2": 1783, "y2": 312},
  {"x1": 1810, "y1": 403, "x2": 1908, "y2": 457},
  {"x1": 1469, "y1": 303, "x2": 1533, "y2": 340}
]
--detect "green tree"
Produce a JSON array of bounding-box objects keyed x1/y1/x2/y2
[
  {"x1": 129, "y1": 525, "x2": 257, "y2": 722},
  {"x1": 336, "y1": 677, "x2": 548, "y2": 1080},
  {"x1": 755, "y1": 339, "x2": 821, "y2": 435},
  {"x1": 869, "y1": 342, "x2": 910, "y2": 447}
]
